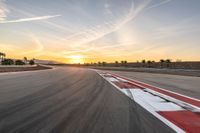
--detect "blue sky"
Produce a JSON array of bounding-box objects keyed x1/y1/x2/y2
[{"x1": 0, "y1": 0, "x2": 200, "y2": 63}]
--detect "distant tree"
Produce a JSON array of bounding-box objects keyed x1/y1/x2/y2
[
  {"x1": 0, "y1": 52, "x2": 6, "y2": 61},
  {"x1": 24, "y1": 57, "x2": 28, "y2": 64},
  {"x1": 151, "y1": 60, "x2": 155, "y2": 68},
  {"x1": 98, "y1": 62, "x2": 101, "y2": 66},
  {"x1": 120, "y1": 61, "x2": 124, "y2": 66},
  {"x1": 1, "y1": 59, "x2": 14, "y2": 65},
  {"x1": 142, "y1": 59, "x2": 146, "y2": 67},
  {"x1": 102, "y1": 62, "x2": 107, "y2": 66},
  {"x1": 29, "y1": 60, "x2": 35, "y2": 65},
  {"x1": 147, "y1": 60, "x2": 152, "y2": 68},
  {"x1": 166, "y1": 59, "x2": 171, "y2": 63},
  {"x1": 115, "y1": 61, "x2": 119, "y2": 67},
  {"x1": 15, "y1": 60, "x2": 25, "y2": 65},
  {"x1": 2, "y1": 53, "x2": 6, "y2": 60},
  {"x1": 0, "y1": 52, "x2": 3, "y2": 62},
  {"x1": 124, "y1": 61, "x2": 128, "y2": 67},
  {"x1": 165, "y1": 59, "x2": 171, "y2": 68},
  {"x1": 0, "y1": 52, "x2": 3, "y2": 59},
  {"x1": 160, "y1": 59, "x2": 165, "y2": 63},
  {"x1": 142, "y1": 60, "x2": 146, "y2": 64},
  {"x1": 121, "y1": 60, "x2": 128, "y2": 67},
  {"x1": 160, "y1": 59, "x2": 165, "y2": 68}
]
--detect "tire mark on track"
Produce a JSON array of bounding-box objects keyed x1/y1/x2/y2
[
  {"x1": 0, "y1": 71, "x2": 100, "y2": 133},
  {"x1": 50, "y1": 73, "x2": 105, "y2": 133}
]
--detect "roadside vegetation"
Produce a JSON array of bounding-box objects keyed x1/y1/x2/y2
[
  {"x1": 0, "y1": 52, "x2": 52, "y2": 73},
  {"x1": 81, "y1": 59, "x2": 200, "y2": 70},
  {"x1": 0, "y1": 52, "x2": 35, "y2": 66},
  {"x1": 84, "y1": 59, "x2": 173, "y2": 68}
]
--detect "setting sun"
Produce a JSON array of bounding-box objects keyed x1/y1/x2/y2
[{"x1": 68, "y1": 55, "x2": 84, "y2": 64}]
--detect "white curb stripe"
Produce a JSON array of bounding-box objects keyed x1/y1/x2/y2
[{"x1": 96, "y1": 71, "x2": 185, "y2": 133}]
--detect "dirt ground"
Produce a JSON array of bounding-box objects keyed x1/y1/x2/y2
[{"x1": 0, "y1": 65, "x2": 52, "y2": 73}]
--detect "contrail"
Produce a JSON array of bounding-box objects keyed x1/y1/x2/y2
[
  {"x1": 0, "y1": 15, "x2": 61, "y2": 24},
  {"x1": 146, "y1": 0, "x2": 172, "y2": 10}
]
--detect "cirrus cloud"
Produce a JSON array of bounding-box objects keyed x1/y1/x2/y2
[
  {"x1": 0, "y1": 0, "x2": 61, "y2": 24},
  {"x1": 0, "y1": 0, "x2": 9, "y2": 21},
  {"x1": 0, "y1": 14, "x2": 61, "y2": 24}
]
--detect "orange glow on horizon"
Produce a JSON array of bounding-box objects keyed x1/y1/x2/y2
[
  {"x1": 1, "y1": 51, "x2": 200, "y2": 64},
  {"x1": 67, "y1": 55, "x2": 84, "y2": 64}
]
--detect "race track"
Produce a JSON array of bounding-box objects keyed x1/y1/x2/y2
[{"x1": 0, "y1": 67, "x2": 178, "y2": 133}]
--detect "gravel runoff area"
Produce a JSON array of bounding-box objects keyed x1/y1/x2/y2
[
  {"x1": 90, "y1": 66, "x2": 200, "y2": 77},
  {"x1": 0, "y1": 65, "x2": 52, "y2": 73}
]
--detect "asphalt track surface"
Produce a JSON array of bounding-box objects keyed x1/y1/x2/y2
[{"x1": 0, "y1": 67, "x2": 175, "y2": 133}]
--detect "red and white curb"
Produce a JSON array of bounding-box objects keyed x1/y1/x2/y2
[{"x1": 96, "y1": 70, "x2": 200, "y2": 133}]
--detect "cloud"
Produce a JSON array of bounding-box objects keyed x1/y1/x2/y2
[
  {"x1": 62, "y1": 0, "x2": 151, "y2": 47},
  {"x1": 40, "y1": 0, "x2": 153, "y2": 56},
  {"x1": 19, "y1": 33, "x2": 44, "y2": 56},
  {"x1": 0, "y1": 14, "x2": 61, "y2": 24},
  {"x1": 0, "y1": 43, "x2": 20, "y2": 52},
  {"x1": 89, "y1": 0, "x2": 172, "y2": 44},
  {"x1": 152, "y1": 20, "x2": 200, "y2": 40},
  {"x1": 0, "y1": 0, "x2": 61, "y2": 24},
  {"x1": 104, "y1": 3, "x2": 113, "y2": 15},
  {"x1": 60, "y1": 0, "x2": 175, "y2": 58},
  {"x1": 146, "y1": 0, "x2": 172, "y2": 10},
  {"x1": 0, "y1": 0, "x2": 9, "y2": 21},
  {"x1": 0, "y1": 0, "x2": 175, "y2": 61},
  {"x1": 62, "y1": 41, "x2": 134, "y2": 56},
  {"x1": 48, "y1": 0, "x2": 172, "y2": 52}
]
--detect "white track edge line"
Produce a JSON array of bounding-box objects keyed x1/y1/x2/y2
[{"x1": 114, "y1": 75, "x2": 200, "y2": 112}]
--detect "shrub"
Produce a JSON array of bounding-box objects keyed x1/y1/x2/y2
[
  {"x1": 1, "y1": 59, "x2": 14, "y2": 65},
  {"x1": 15, "y1": 60, "x2": 25, "y2": 65},
  {"x1": 29, "y1": 60, "x2": 35, "y2": 65}
]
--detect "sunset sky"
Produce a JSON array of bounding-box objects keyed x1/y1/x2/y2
[{"x1": 0, "y1": 0, "x2": 200, "y2": 63}]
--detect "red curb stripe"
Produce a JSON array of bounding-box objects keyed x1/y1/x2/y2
[
  {"x1": 111, "y1": 73, "x2": 200, "y2": 108},
  {"x1": 112, "y1": 81, "x2": 143, "y2": 89},
  {"x1": 101, "y1": 72, "x2": 200, "y2": 132},
  {"x1": 158, "y1": 111, "x2": 200, "y2": 133}
]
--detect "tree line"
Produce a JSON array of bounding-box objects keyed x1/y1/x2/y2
[
  {"x1": 85, "y1": 59, "x2": 173, "y2": 68},
  {"x1": 141, "y1": 59, "x2": 172, "y2": 68},
  {"x1": 0, "y1": 52, "x2": 35, "y2": 65}
]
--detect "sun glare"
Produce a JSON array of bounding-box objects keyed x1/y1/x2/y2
[{"x1": 68, "y1": 55, "x2": 84, "y2": 64}]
